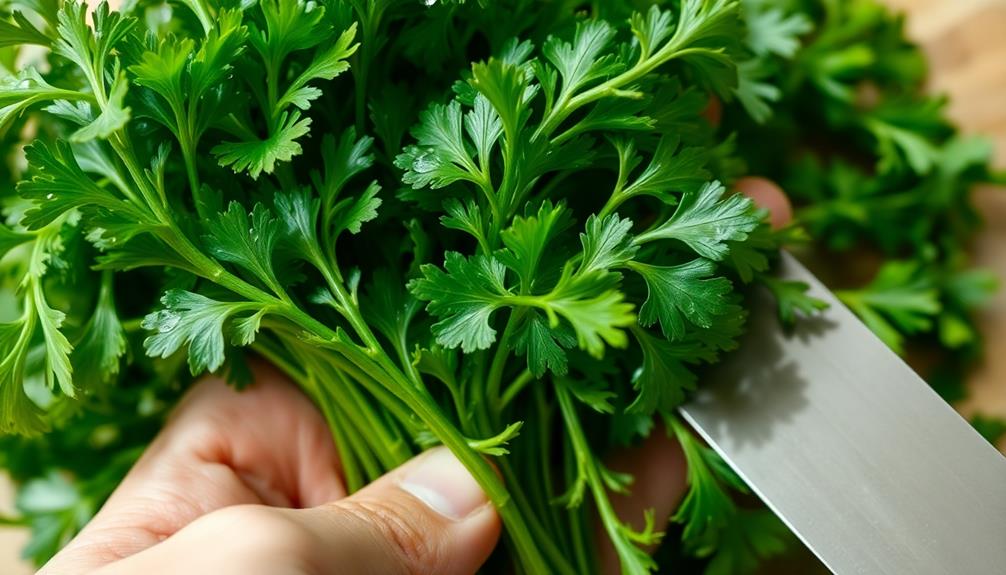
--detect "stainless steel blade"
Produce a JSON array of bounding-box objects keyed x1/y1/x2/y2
[{"x1": 680, "y1": 252, "x2": 1006, "y2": 575}]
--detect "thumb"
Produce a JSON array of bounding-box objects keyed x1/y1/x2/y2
[
  {"x1": 299, "y1": 446, "x2": 502, "y2": 574},
  {"x1": 94, "y1": 447, "x2": 501, "y2": 575}
]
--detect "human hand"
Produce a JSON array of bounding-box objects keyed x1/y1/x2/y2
[
  {"x1": 40, "y1": 362, "x2": 499, "y2": 575},
  {"x1": 41, "y1": 180, "x2": 791, "y2": 575}
]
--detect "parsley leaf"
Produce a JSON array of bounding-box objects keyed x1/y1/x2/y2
[{"x1": 635, "y1": 181, "x2": 761, "y2": 260}]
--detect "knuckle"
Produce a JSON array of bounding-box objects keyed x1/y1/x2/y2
[
  {"x1": 199, "y1": 505, "x2": 315, "y2": 559},
  {"x1": 340, "y1": 498, "x2": 442, "y2": 575}
]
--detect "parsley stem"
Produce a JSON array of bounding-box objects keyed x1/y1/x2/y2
[
  {"x1": 293, "y1": 369, "x2": 367, "y2": 492},
  {"x1": 500, "y1": 369, "x2": 534, "y2": 409},
  {"x1": 486, "y1": 311, "x2": 520, "y2": 415},
  {"x1": 494, "y1": 455, "x2": 580, "y2": 575},
  {"x1": 562, "y1": 439, "x2": 595, "y2": 574},
  {"x1": 536, "y1": 34, "x2": 722, "y2": 140},
  {"x1": 557, "y1": 382, "x2": 652, "y2": 575},
  {"x1": 332, "y1": 335, "x2": 557, "y2": 573}
]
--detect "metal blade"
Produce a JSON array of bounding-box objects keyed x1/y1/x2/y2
[{"x1": 680, "y1": 252, "x2": 1006, "y2": 575}]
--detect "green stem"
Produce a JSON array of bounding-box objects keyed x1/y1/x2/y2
[
  {"x1": 253, "y1": 339, "x2": 366, "y2": 492},
  {"x1": 557, "y1": 383, "x2": 649, "y2": 575},
  {"x1": 486, "y1": 311, "x2": 519, "y2": 414},
  {"x1": 536, "y1": 35, "x2": 719, "y2": 139},
  {"x1": 495, "y1": 457, "x2": 580, "y2": 575},
  {"x1": 501, "y1": 369, "x2": 534, "y2": 410}
]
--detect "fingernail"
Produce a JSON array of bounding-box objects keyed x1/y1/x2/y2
[{"x1": 400, "y1": 447, "x2": 488, "y2": 520}]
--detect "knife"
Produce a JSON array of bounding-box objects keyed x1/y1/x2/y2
[{"x1": 680, "y1": 252, "x2": 1006, "y2": 575}]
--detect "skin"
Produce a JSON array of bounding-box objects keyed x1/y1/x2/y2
[{"x1": 41, "y1": 181, "x2": 791, "y2": 575}]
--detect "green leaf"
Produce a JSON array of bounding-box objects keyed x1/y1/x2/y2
[
  {"x1": 468, "y1": 421, "x2": 523, "y2": 456},
  {"x1": 70, "y1": 71, "x2": 130, "y2": 142},
  {"x1": 470, "y1": 57, "x2": 530, "y2": 141},
  {"x1": 703, "y1": 509, "x2": 792, "y2": 575},
  {"x1": 362, "y1": 268, "x2": 420, "y2": 348},
  {"x1": 189, "y1": 8, "x2": 248, "y2": 99},
  {"x1": 868, "y1": 118, "x2": 940, "y2": 175},
  {"x1": 499, "y1": 201, "x2": 572, "y2": 289},
  {"x1": 668, "y1": 0, "x2": 743, "y2": 96},
  {"x1": 724, "y1": 221, "x2": 774, "y2": 283},
  {"x1": 0, "y1": 68, "x2": 85, "y2": 131},
  {"x1": 628, "y1": 328, "x2": 697, "y2": 413},
  {"x1": 630, "y1": 259, "x2": 734, "y2": 341},
  {"x1": 0, "y1": 10, "x2": 52, "y2": 48},
  {"x1": 635, "y1": 181, "x2": 759, "y2": 261},
  {"x1": 18, "y1": 141, "x2": 146, "y2": 229},
  {"x1": 273, "y1": 188, "x2": 321, "y2": 257},
  {"x1": 617, "y1": 136, "x2": 709, "y2": 204},
  {"x1": 542, "y1": 19, "x2": 621, "y2": 99},
  {"x1": 668, "y1": 416, "x2": 745, "y2": 546},
  {"x1": 734, "y1": 59, "x2": 780, "y2": 124},
  {"x1": 410, "y1": 252, "x2": 510, "y2": 352},
  {"x1": 0, "y1": 227, "x2": 35, "y2": 260},
  {"x1": 762, "y1": 277, "x2": 829, "y2": 326},
  {"x1": 205, "y1": 202, "x2": 283, "y2": 292},
  {"x1": 69, "y1": 275, "x2": 126, "y2": 392},
  {"x1": 744, "y1": 3, "x2": 812, "y2": 58},
  {"x1": 128, "y1": 36, "x2": 194, "y2": 117},
  {"x1": 412, "y1": 344, "x2": 458, "y2": 388},
  {"x1": 565, "y1": 378, "x2": 616, "y2": 414},
  {"x1": 249, "y1": 0, "x2": 332, "y2": 68},
  {"x1": 578, "y1": 214, "x2": 638, "y2": 275},
  {"x1": 53, "y1": 1, "x2": 135, "y2": 81},
  {"x1": 212, "y1": 111, "x2": 312, "y2": 179},
  {"x1": 313, "y1": 128, "x2": 375, "y2": 201},
  {"x1": 513, "y1": 311, "x2": 575, "y2": 377},
  {"x1": 331, "y1": 182, "x2": 381, "y2": 236},
  {"x1": 441, "y1": 199, "x2": 489, "y2": 250},
  {"x1": 27, "y1": 280, "x2": 74, "y2": 398},
  {"x1": 142, "y1": 290, "x2": 261, "y2": 375},
  {"x1": 0, "y1": 319, "x2": 47, "y2": 435},
  {"x1": 534, "y1": 268, "x2": 636, "y2": 358},
  {"x1": 277, "y1": 23, "x2": 358, "y2": 111},
  {"x1": 395, "y1": 100, "x2": 482, "y2": 190},
  {"x1": 837, "y1": 261, "x2": 940, "y2": 354}
]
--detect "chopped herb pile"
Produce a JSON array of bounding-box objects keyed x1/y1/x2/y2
[{"x1": 0, "y1": 0, "x2": 999, "y2": 573}]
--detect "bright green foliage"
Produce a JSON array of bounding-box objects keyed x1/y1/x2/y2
[
  {"x1": 837, "y1": 261, "x2": 941, "y2": 354},
  {"x1": 635, "y1": 181, "x2": 759, "y2": 260},
  {"x1": 0, "y1": 0, "x2": 994, "y2": 574}
]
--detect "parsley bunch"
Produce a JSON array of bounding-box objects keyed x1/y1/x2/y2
[{"x1": 0, "y1": 0, "x2": 997, "y2": 573}]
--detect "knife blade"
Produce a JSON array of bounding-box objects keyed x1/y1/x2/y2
[{"x1": 680, "y1": 252, "x2": 1006, "y2": 575}]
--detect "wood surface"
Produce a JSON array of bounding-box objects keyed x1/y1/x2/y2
[{"x1": 1, "y1": 1, "x2": 1004, "y2": 572}]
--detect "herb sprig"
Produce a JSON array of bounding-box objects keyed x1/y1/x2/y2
[{"x1": 0, "y1": 0, "x2": 997, "y2": 573}]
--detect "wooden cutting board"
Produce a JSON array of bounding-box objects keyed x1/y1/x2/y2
[{"x1": 1, "y1": 1, "x2": 1004, "y2": 573}]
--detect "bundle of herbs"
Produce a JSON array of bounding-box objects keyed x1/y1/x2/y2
[{"x1": 0, "y1": 0, "x2": 999, "y2": 573}]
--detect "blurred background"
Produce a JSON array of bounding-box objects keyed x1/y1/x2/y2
[{"x1": 1, "y1": 0, "x2": 1005, "y2": 572}]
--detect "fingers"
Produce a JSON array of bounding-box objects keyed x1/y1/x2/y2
[
  {"x1": 735, "y1": 176, "x2": 793, "y2": 229},
  {"x1": 94, "y1": 447, "x2": 501, "y2": 575},
  {"x1": 600, "y1": 427, "x2": 688, "y2": 574},
  {"x1": 41, "y1": 362, "x2": 343, "y2": 575}
]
